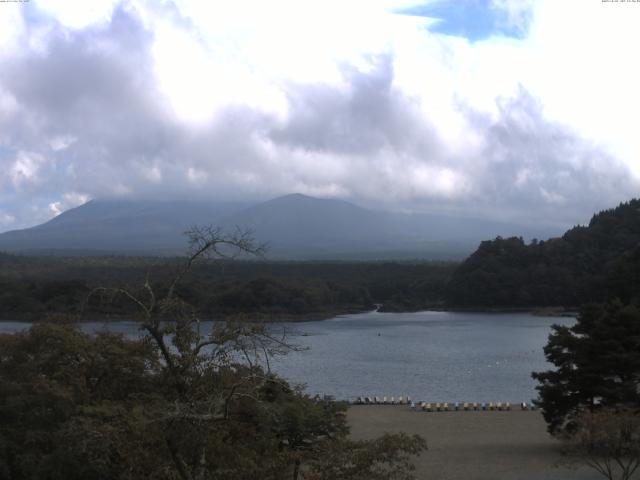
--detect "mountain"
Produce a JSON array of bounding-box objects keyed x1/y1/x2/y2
[
  {"x1": 0, "y1": 200, "x2": 247, "y2": 255},
  {"x1": 0, "y1": 194, "x2": 560, "y2": 259},
  {"x1": 446, "y1": 198, "x2": 640, "y2": 307},
  {"x1": 218, "y1": 194, "x2": 560, "y2": 259}
]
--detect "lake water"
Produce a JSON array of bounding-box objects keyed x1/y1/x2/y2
[{"x1": 0, "y1": 311, "x2": 573, "y2": 403}]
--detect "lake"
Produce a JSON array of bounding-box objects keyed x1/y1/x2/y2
[{"x1": 0, "y1": 310, "x2": 573, "y2": 403}]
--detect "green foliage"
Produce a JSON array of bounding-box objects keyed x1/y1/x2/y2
[
  {"x1": 532, "y1": 301, "x2": 640, "y2": 435},
  {"x1": 0, "y1": 257, "x2": 455, "y2": 320},
  {"x1": 0, "y1": 324, "x2": 163, "y2": 479},
  {"x1": 606, "y1": 245, "x2": 640, "y2": 305},
  {"x1": 0, "y1": 324, "x2": 426, "y2": 479},
  {"x1": 447, "y1": 199, "x2": 640, "y2": 307},
  {"x1": 306, "y1": 433, "x2": 427, "y2": 480},
  {"x1": 205, "y1": 277, "x2": 372, "y2": 316}
]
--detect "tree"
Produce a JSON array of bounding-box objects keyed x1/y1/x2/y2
[
  {"x1": 0, "y1": 226, "x2": 426, "y2": 480},
  {"x1": 0, "y1": 323, "x2": 163, "y2": 479},
  {"x1": 446, "y1": 198, "x2": 640, "y2": 309},
  {"x1": 563, "y1": 408, "x2": 640, "y2": 480},
  {"x1": 306, "y1": 433, "x2": 427, "y2": 480},
  {"x1": 532, "y1": 301, "x2": 640, "y2": 435}
]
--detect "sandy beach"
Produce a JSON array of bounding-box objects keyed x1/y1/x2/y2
[{"x1": 347, "y1": 405, "x2": 603, "y2": 480}]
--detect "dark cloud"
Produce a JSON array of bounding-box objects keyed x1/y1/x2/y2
[
  {"x1": 269, "y1": 55, "x2": 441, "y2": 157},
  {"x1": 0, "y1": 6, "x2": 170, "y2": 204},
  {"x1": 461, "y1": 89, "x2": 638, "y2": 224}
]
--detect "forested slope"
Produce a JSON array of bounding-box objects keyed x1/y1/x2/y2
[{"x1": 446, "y1": 199, "x2": 640, "y2": 307}]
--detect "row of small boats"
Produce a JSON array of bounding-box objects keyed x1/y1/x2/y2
[
  {"x1": 416, "y1": 401, "x2": 519, "y2": 411},
  {"x1": 354, "y1": 396, "x2": 411, "y2": 405},
  {"x1": 353, "y1": 397, "x2": 538, "y2": 411}
]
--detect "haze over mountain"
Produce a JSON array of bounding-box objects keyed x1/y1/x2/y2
[{"x1": 0, "y1": 194, "x2": 561, "y2": 259}]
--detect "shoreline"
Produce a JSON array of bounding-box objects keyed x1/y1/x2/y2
[
  {"x1": 0, "y1": 308, "x2": 371, "y2": 324},
  {"x1": 0, "y1": 305, "x2": 577, "y2": 324},
  {"x1": 381, "y1": 304, "x2": 577, "y2": 316}
]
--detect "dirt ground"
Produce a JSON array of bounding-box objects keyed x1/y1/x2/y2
[{"x1": 347, "y1": 405, "x2": 605, "y2": 480}]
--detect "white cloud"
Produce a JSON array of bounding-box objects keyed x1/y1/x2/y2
[
  {"x1": 523, "y1": 0, "x2": 640, "y2": 176},
  {"x1": 491, "y1": 0, "x2": 534, "y2": 34},
  {"x1": 0, "y1": 212, "x2": 16, "y2": 226},
  {"x1": 9, "y1": 151, "x2": 45, "y2": 190},
  {"x1": 47, "y1": 191, "x2": 89, "y2": 217},
  {"x1": 0, "y1": 3, "x2": 25, "y2": 52},
  {"x1": 49, "y1": 135, "x2": 77, "y2": 151},
  {"x1": 539, "y1": 187, "x2": 566, "y2": 206},
  {"x1": 48, "y1": 201, "x2": 62, "y2": 216},
  {"x1": 186, "y1": 167, "x2": 209, "y2": 185},
  {"x1": 33, "y1": 0, "x2": 118, "y2": 29},
  {"x1": 62, "y1": 191, "x2": 90, "y2": 207},
  {"x1": 0, "y1": 0, "x2": 639, "y2": 232},
  {"x1": 410, "y1": 165, "x2": 470, "y2": 199},
  {"x1": 140, "y1": 164, "x2": 163, "y2": 184}
]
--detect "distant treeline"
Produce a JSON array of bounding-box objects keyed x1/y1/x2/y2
[
  {"x1": 0, "y1": 255, "x2": 455, "y2": 320},
  {"x1": 446, "y1": 199, "x2": 640, "y2": 308}
]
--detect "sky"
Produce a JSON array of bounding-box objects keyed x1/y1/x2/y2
[{"x1": 0, "y1": 0, "x2": 639, "y2": 233}]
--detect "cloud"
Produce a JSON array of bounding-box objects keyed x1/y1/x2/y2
[
  {"x1": 461, "y1": 89, "x2": 637, "y2": 223},
  {"x1": 0, "y1": 212, "x2": 16, "y2": 228},
  {"x1": 0, "y1": 0, "x2": 639, "y2": 233},
  {"x1": 48, "y1": 191, "x2": 90, "y2": 217},
  {"x1": 8, "y1": 151, "x2": 45, "y2": 190},
  {"x1": 266, "y1": 70, "x2": 636, "y2": 224},
  {"x1": 34, "y1": 0, "x2": 118, "y2": 30},
  {"x1": 270, "y1": 55, "x2": 440, "y2": 156}
]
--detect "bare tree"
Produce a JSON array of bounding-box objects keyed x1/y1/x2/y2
[
  {"x1": 88, "y1": 226, "x2": 304, "y2": 480},
  {"x1": 564, "y1": 408, "x2": 640, "y2": 480},
  {"x1": 81, "y1": 226, "x2": 426, "y2": 480}
]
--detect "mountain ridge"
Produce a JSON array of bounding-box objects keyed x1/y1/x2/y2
[{"x1": 0, "y1": 194, "x2": 561, "y2": 259}]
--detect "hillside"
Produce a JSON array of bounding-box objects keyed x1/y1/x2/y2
[
  {"x1": 446, "y1": 199, "x2": 640, "y2": 307},
  {"x1": 0, "y1": 200, "x2": 246, "y2": 255},
  {"x1": 0, "y1": 194, "x2": 559, "y2": 260}
]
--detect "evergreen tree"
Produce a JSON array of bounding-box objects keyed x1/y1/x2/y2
[{"x1": 533, "y1": 301, "x2": 640, "y2": 434}]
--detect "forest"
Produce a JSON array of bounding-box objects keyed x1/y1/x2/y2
[
  {"x1": 446, "y1": 199, "x2": 640, "y2": 308},
  {"x1": 0, "y1": 253, "x2": 454, "y2": 321}
]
